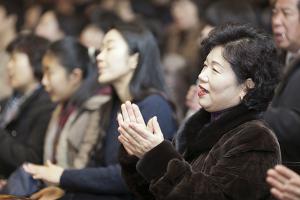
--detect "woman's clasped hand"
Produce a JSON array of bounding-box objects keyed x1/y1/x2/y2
[{"x1": 117, "y1": 101, "x2": 164, "y2": 158}]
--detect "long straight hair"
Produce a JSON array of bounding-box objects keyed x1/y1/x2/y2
[{"x1": 114, "y1": 21, "x2": 168, "y2": 101}]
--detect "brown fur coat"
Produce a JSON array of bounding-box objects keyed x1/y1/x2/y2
[{"x1": 119, "y1": 104, "x2": 281, "y2": 200}]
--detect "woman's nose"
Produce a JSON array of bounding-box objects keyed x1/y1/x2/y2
[
  {"x1": 96, "y1": 50, "x2": 104, "y2": 62},
  {"x1": 6, "y1": 60, "x2": 13, "y2": 71},
  {"x1": 41, "y1": 75, "x2": 48, "y2": 87},
  {"x1": 198, "y1": 68, "x2": 209, "y2": 82}
]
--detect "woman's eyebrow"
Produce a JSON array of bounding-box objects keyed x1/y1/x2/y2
[{"x1": 211, "y1": 60, "x2": 224, "y2": 69}]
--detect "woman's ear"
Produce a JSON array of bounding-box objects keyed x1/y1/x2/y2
[
  {"x1": 245, "y1": 78, "x2": 255, "y2": 89},
  {"x1": 128, "y1": 53, "x2": 139, "y2": 70},
  {"x1": 240, "y1": 78, "x2": 255, "y2": 100},
  {"x1": 69, "y1": 68, "x2": 83, "y2": 85}
]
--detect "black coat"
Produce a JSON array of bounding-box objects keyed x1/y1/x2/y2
[
  {"x1": 0, "y1": 87, "x2": 55, "y2": 177},
  {"x1": 120, "y1": 104, "x2": 281, "y2": 200},
  {"x1": 265, "y1": 57, "x2": 300, "y2": 174}
]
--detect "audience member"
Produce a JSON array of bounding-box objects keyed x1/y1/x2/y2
[
  {"x1": 40, "y1": 37, "x2": 109, "y2": 169},
  {"x1": 163, "y1": 0, "x2": 205, "y2": 120},
  {"x1": 118, "y1": 24, "x2": 281, "y2": 200},
  {"x1": 0, "y1": 34, "x2": 54, "y2": 178},
  {"x1": 265, "y1": 0, "x2": 300, "y2": 174},
  {"x1": 271, "y1": 0, "x2": 300, "y2": 66},
  {"x1": 35, "y1": 10, "x2": 85, "y2": 41}
]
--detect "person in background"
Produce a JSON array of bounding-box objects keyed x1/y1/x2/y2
[
  {"x1": 162, "y1": 0, "x2": 205, "y2": 120},
  {"x1": 35, "y1": 9, "x2": 85, "y2": 42},
  {"x1": 271, "y1": 0, "x2": 300, "y2": 67},
  {"x1": 0, "y1": 0, "x2": 22, "y2": 100},
  {"x1": 265, "y1": 0, "x2": 300, "y2": 174},
  {"x1": 80, "y1": 9, "x2": 121, "y2": 59},
  {"x1": 118, "y1": 24, "x2": 281, "y2": 200},
  {"x1": 0, "y1": 34, "x2": 54, "y2": 178}
]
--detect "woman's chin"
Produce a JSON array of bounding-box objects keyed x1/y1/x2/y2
[{"x1": 198, "y1": 100, "x2": 209, "y2": 109}]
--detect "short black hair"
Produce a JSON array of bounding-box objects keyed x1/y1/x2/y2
[
  {"x1": 200, "y1": 24, "x2": 280, "y2": 111},
  {"x1": 6, "y1": 34, "x2": 50, "y2": 81},
  {"x1": 46, "y1": 37, "x2": 99, "y2": 107}
]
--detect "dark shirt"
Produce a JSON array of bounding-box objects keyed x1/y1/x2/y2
[{"x1": 265, "y1": 58, "x2": 300, "y2": 173}]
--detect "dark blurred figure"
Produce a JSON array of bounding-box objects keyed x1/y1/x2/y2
[
  {"x1": 163, "y1": 0, "x2": 205, "y2": 121},
  {"x1": 35, "y1": 9, "x2": 86, "y2": 41},
  {"x1": 23, "y1": 3, "x2": 45, "y2": 32},
  {"x1": 131, "y1": 0, "x2": 172, "y2": 27},
  {"x1": 265, "y1": 0, "x2": 300, "y2": 174},
  {"x1": 270, "y1": 0, "x2": 300, "y2": 66},
  {"x1": 204, "y1": 0, "x2": 258, "y2": 28},
  {"x1": 0, "y1": 0, "x2": 22, "y2": 100},
  {"x1": 0, "y1": 0, "x2": 25, "y2": 32},
  {"x1": 0, "y1": 34, "x2": 55, "y2": 178},
  {"x1": 80, "y1": 7, "x2": 121, "y2": 51}
]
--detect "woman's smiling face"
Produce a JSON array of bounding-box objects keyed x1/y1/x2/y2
[
  {"x1": 96, "y1": 29, "x2": 136, "y2": 85},
  {"x1": 197, "y1": 46, "x2": 245, "y2": 112}
]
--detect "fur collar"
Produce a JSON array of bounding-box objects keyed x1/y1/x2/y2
[{"x1": 176, "y1": 104, "x2": 262, "y2": 161}]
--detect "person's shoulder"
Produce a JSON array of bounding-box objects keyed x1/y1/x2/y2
[
  {"x1": 34, "y1": 87, "x2": 52, "y2": 103},
  {"x1": 240, "y1": 119, "x2": 274, "y2": 135},
  {"x1": 30, "y1": 87, "x2": 55, "y2": 111},
  {"x1": 217, "y1": 119, "x2": 280, "y2": 157},
  {"x1": 284, "y1": 56, "x2": 300, "y2": 80},
  {"x1": 236, "y1": 119, "x2": 279, "y2": 146}
]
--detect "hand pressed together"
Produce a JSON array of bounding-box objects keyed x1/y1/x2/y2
[{"x1": 117, "y1": 101, "x2": 164, "y2": 158}]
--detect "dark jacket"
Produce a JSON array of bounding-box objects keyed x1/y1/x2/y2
[
  {"x1": 0, "y1": 87, "x2": 55, "y2": 178},
  {"x1": 265, "y1": 57, "x2": 300, "y2": 173},
  {"x1": 120, "y1": 104, "x2": 281, "y2": 200},
  {"x1": 59, "y1": 94, "x2": 177, "y2": 200}
]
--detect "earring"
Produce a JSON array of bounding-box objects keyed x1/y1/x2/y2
[{"x1": 240, "y1": 95, "x2": 243, "y2": 101}]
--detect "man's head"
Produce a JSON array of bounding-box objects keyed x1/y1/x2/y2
[{"x1": 272, "y1": 0, "x2": 300, "y2": 52}]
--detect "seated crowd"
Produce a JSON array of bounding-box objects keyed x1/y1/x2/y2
[{"x1": 0, "y1": 0, "x2": 300, "y2": 200}]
